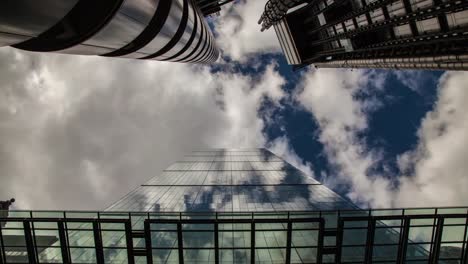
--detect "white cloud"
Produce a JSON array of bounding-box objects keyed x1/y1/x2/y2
[
  {"x1": 295, "y1": 68, "x2": 468, "y2": 209},
  {"x1": 213, "y1": 0, "x2": 281, "y2": 61},
  {"x1": 295, "y1": 68, "x2": 393, "y2": 208},
  {"x1": 396, "y1": 71, "x2": 468, "y2": 207},
  {"x1": 0, "y1": 48, "x2": 285, "y2": 210},
  {"x1": 267, "y1": 136, "x2": 315, "y2": 178}
]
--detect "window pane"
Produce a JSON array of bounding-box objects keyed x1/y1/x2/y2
[
  {"x1": 70, "y1": 248, "x2": 96, "y2": 263},
  {"x1": 184, "y1": 249, "x2": 215, "y2": 263},
  {"x1": 152, "y1": 249, "x2": 178, "y2": 264}
]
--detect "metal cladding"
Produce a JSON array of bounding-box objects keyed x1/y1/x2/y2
[
  {"x1": 258, "y1": 0, "x2": 306, "y2": 31},
  {"x1": 0, "y1": 0, "x2": 219, "y2": 63},
  {"x1": 261, "y1": 0, "x2": 468, "y2": 71}
]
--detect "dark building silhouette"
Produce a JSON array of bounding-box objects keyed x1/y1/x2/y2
[
  {"x1": 0, "y1": 198, "x2": 14, "y2": 228},
  {"x1": 196, "y1": 0, "x2": 235, "y2": 16},
  {"x1": 259, "y1": 0, "x2": 468, "y2": 70},
  {"x1": 0, "y1": 0, "x2": 230, "y2": 63}
]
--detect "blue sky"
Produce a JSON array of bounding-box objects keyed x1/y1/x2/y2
[
  {"x1": 0, "y1": 0, "x2": 467, "y2": 210},
  {"x1": 260, "y1": 55, "x2": 443, "y2": 202}
]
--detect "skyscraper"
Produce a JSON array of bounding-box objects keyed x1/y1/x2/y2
[
  {"x1": 0, "y1": 149, "x2": 467, "y2": 263},
  {"x1": 0, "y1": 0, "x2": 225, "y2": 63},
  {"x1": 259, "y1": 0, "x2": 468, "y2": 70},
  {"x1": 106, "y1": 148, "x2": 357, "y2": 212}
]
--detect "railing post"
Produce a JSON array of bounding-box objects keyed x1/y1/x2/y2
[
  {"x1": 144, "y1": 220, "x2": 153, "y2": 264},
  {"x1": 23, "y1": 221, "x2": 37, "y2": 264},
  {"x1": 93, "y1": 221, "x2": 104, "y2": 264},
  {"x1": 430, "y1": 217, "x2": 444, "y2": 264},
  {"x1": 335, "y1": 218, "x2": 344, "y2": 263},
  {"x1": 214, "y1": 221, "x2": 219, "y2": 264},
  {"x1": 364, "y1": 218, "x2": 376, "y2": 264},
  {"x1": 177, "y1": 222, "x2": 184, "y2": 264},
  {"x1": 125, "y1": 220, "x2": 135, "y2": 264},
  {"x1": 397, "y1": 217, "x2": 410, "y2": 264},
  {"x1": 0, "y1": 223, "x2": 5, "y2": 264},
  {"x1": 251, "y1": 221, "x2": 255, "y2": 264},
  {"x1": 462, "y1": 213, "x2": 468, "y2": 264},
  {"x1": 57, "y1": 221, "x2": 71, "y2": 263},
  {"x1": 285, "y1": 221, "x2": 293, "y2": 264},
  {"x1": 317, "y1": 219, "x2": 324, "y2": 264}
]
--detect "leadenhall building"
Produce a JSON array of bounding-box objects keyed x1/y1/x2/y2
[{"x1": 0, "y1": 0, "x2": 234, "y2": 63}]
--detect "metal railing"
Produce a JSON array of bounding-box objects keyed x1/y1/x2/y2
[{"x1": 0, "y1": 207, "x2": 467, "y2": 263}]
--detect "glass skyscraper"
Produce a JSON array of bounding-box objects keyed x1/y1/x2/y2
[
  {"x1": 106, "y1": 148, "x2": 357, "y2": 212},
  {"x1": 0, "y1": 0, "x2": 223, "y2": 63},
  {"x1": 0, "y1": 149, "x2": 467, "y2": 263}
]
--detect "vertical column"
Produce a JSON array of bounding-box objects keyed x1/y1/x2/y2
[
  {"x1": 401, "y1": 0, "x2": 419, "y2": 36},
  {"x1": 0, "y1": 223, "x2": 5, "y2": 264},
  {"x1": 177, "y1": 222, "x2": 184, "y2": 264},
  {"x1": 430, "y1": 217, "x2": 444, "y2": 264},
  {"x1": 285, "y1": 221, "x2": 293, "y2": 264},
  {"x1": 125, "y1": 221, "x2": 135, "y2": 264},
  {"x1": 397, "y1": 217, "x2": 410, "y2": 264},
  {"x1": 93, "y1": 221, "x2": 104, "y2": 264},
  {"x1": 250, "y1": 222, "x2": 256, "y2": 264},
  {"x1": 317, "y1": 219, "x2": 325, "y2": 264},
  {"x1": 335, "y1": 219, "x2": 344, "y2": 263},
  {"x1": 57, "y1": 221, "x2": 71, "y2": 264},
  {"x1": 433, "y1": 0, "x2": 449, "y2": 32},
  {"x1": 23, "y1": 221, "x2": 37, "y2": 264},
  {"x1": 364, "y1": 219, "x2": 376, "y2": 264},
  {"x1": 214, "y1": 221, "x2": 219, "y2": 264},
  {"x1": 144, "y1": 220, "x2": 153, "y2": 264}
]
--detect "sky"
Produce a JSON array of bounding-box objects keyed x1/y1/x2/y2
[{"x1": 1, "y1": 0, "x2": 467, "y2": 211}]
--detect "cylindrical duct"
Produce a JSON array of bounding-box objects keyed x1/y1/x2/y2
[{"x1": 0, "y1": 0, "x2": 218, "y2": 63}]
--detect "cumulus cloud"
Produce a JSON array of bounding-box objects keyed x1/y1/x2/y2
[
  {"x1": 213, "y1": 0, "x2": 281, "y2": 61},
  {"x1": 295, "y1": 68, "x2": 393, "y2": 208},
  {"x1": 0, "y1": 48, "x2": 285, "y2": 210},
  {"x1": 267, "y1": 136, "x2": 315, "y2": 178},
  {"x1": 396, "y1": 72, "x2": 468, "y2": 207},
  {"x1": 295, "y1": 68, "x2": 468, "y2": 209}
]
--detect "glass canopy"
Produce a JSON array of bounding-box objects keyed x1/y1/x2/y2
[{"x1": 1, "y1": 207, "x2": 467, "y2": 263}]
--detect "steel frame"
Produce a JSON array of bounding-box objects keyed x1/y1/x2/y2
[
  {"x1": 336, "y1": 214, "x2": 468, "y2": 264},
  {"x1": 144, "y1": 217, "x2": 325, "y2": 264},
  {"x1": 0, "y1": 208, "x2": 467, "y2": 263},
  {"x1": 309, "y1": 0, "x2": 468, "y2": 47}
]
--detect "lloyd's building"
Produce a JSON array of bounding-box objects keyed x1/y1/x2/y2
[
  {"x1": 0, "y1": 149, "x2": 467, "y2": 263},
  {"x1": 0, "y1": 0, "x2": 234, "y2": 63}
]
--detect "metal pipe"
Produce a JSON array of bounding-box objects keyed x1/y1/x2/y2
[{"x1": 314, "y1": 54, "x2": 468, "y2": 70}]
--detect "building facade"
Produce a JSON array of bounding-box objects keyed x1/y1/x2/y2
[
  {"x1": 106, "y1": 148, "x2": 357, "y2": 212},
  {"x1": 0, "y1": 149, "x2": 467, "y2": 263},
  {"x1": 0, "y1": 0, "x2": 220, "y2": 63},
  {"x1": 259, "y1": 0, "x2": 468, "y2": 70}
]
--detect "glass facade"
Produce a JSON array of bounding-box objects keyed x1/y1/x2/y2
[
  {"x1": 0, "y1": 149, "x2": 467, "y2": 263},
  {"x1": 106, "y1": 149, "x2": 356, "y2": 212}
]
